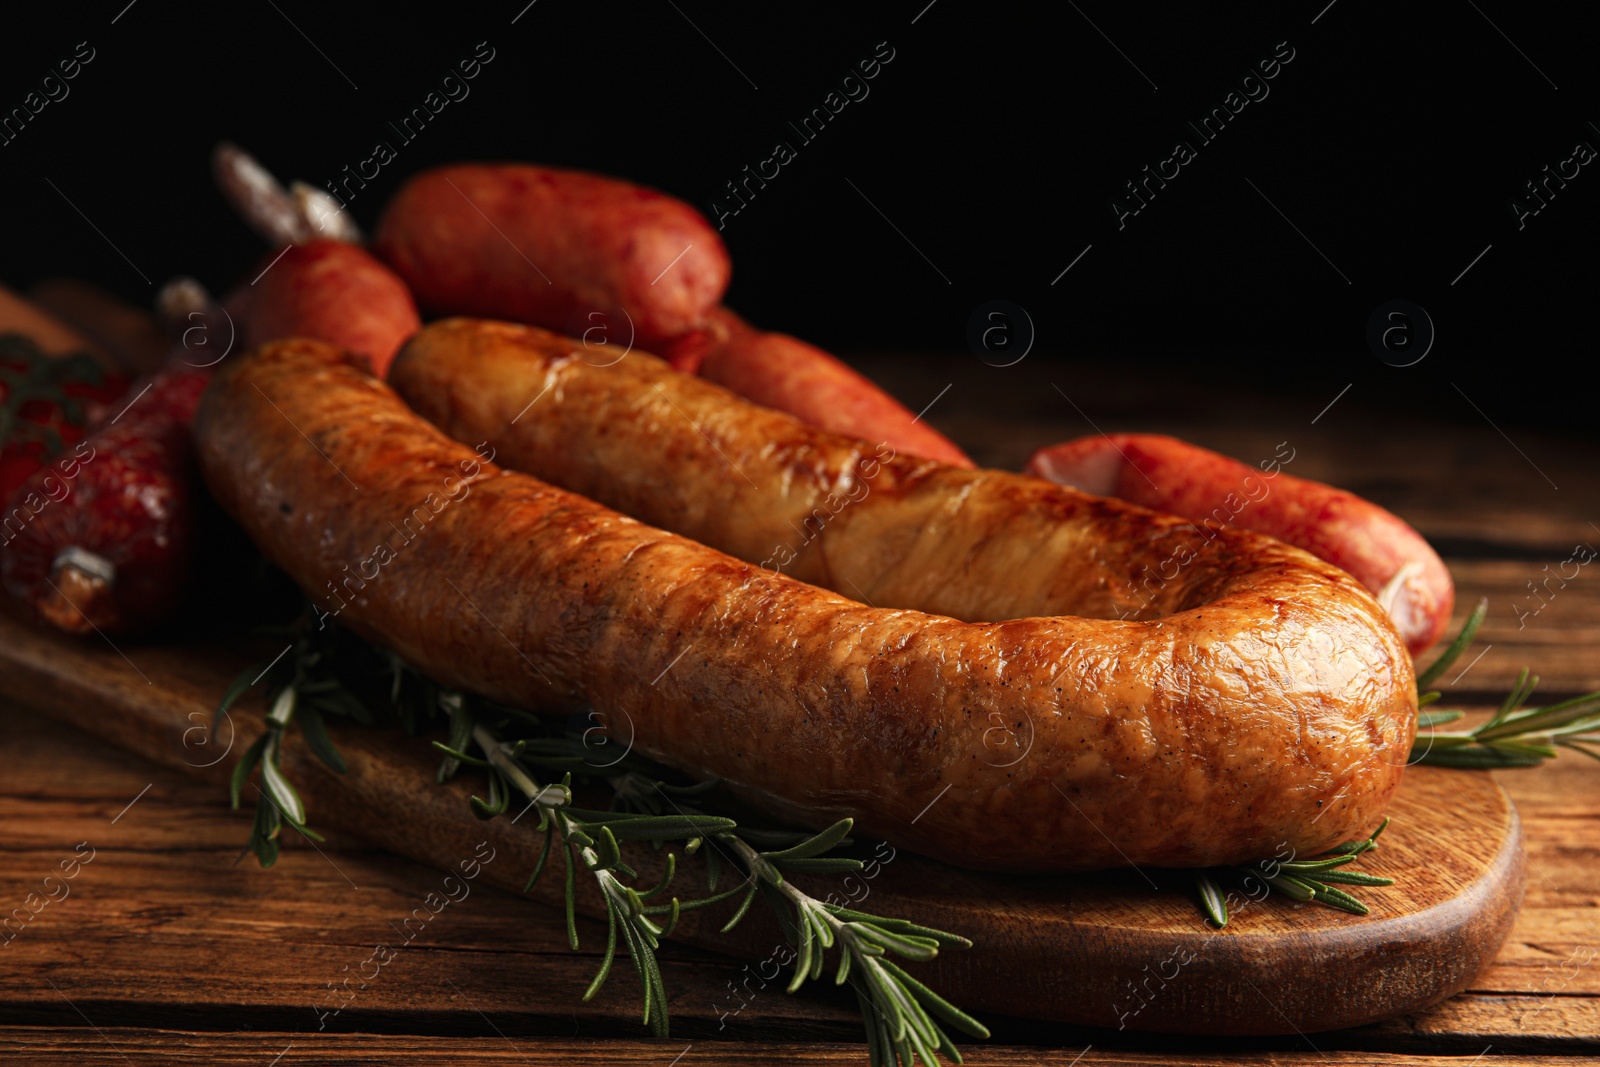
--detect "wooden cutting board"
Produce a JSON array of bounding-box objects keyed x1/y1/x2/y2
[{"x1": 0, "y1": 605, "x2": 1523, "y2": 1036}]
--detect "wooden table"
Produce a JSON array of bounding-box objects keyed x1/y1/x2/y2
[{"x1": 3, "y1": 355, "x2": 1598, "y2": 1064}]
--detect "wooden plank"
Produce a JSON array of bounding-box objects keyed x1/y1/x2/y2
[
  {"x1": 0, "y1": 604, "x2": 1529, "y2": 1039},
  {"x1": 1418, "y1": 561, "x2": 1600, "y2": 696},
  {"x1": 5, "y1": 1028, "x2": 1599, "y2": 1067},
  {"x1": 0, "y1": 710, "x2": 1580, "y2": 1038}
]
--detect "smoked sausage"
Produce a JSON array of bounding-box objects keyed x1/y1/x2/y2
[{"x1": 198, "y1": 334, "x2": 1416, "y2": 872}]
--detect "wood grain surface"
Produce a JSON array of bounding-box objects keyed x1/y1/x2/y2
[
  {"x1": 2, "y1": 359, "x2": 1597, "y2": 1064},
  {"x1": 0, "y1": 596, "x2": 1529, "y2": 1035}
]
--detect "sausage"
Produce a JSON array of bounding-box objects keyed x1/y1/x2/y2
[
  {"x1": 2, "y1": 363, "x2": 208, "y2": 635},
  {"x1": 201, "y1": 333, "x2": 1414, "y2": 872},
  {"x1": 693, "y1": 308, "x2": 973, "y2": 467},
  {"x1": 366, "y1": 159, "x2": 959, "y2": 459},
  {"x1": 371, "y1": 164, "x2": 730, "y2": 350},
  {"x1": 1027, "y1": 434, "x2": 1454, "y2": 655},
  {"x1": 384, "y1": 317, "x2": 1412, "y2": 636},
  {"x1": 232, "y1": 240, "x2": 421, "y2": 378}
]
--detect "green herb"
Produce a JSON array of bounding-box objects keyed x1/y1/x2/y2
[
  {"x1": 1191, "y1": 819, "x2": 1393, "y2": 927},
  {"x1": 1411, "y1": 598, "x2": 1600, "y2": 768},
  {"x1": 465, "y1": 717, "x2": 989, "y2": 1064},
  {"x1": 221, "y1": 609, "x2": 985, "y2": 1065},
  {"x1": 216, "y1": 615, "x2": 370, "y2": 866}
]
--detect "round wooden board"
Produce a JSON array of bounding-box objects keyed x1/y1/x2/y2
[
  {"x1": 0, "y1": 608, "x2": 1525, "y2": 1037},
  {"x1": 810, "y1": 764, "x2": 1525, "y2": 1034}
]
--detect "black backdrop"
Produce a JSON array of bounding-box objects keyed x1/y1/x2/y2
[{"x1": 3, "y1": 1, "x2": 1594, "y2": 432}]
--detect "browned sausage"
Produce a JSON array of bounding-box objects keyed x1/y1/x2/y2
[{"x1": 197, "y1": 334, "x2": 1415, "y2": 873}]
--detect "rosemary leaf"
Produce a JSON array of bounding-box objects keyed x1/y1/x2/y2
[
  {"x1": 761, "y1": 817, "x2": 854, "y2": 861},
  {"x1": 878, "y1": 957, "x2": 992, "y2": 1040},
  {"x1": 259, "y1": 742, "x2": 307, "y2": 826},
  {"x1": 525, "y1": 824, "x2": 555, "y2": 893},
  {"x1": 215, "y1": 661, "x2": 268, "y2": 733},
  {"x1": 583, "y1": 905, "x2": 619, "y2": 1001},
  {"x1": 719, "y1": 880, "x2": 761, "y2": 933},
  {"x1": 230, "y1": 734, "x2": 269, "y2": 810},
  {"x1": 1194, "y1": 871, "x2": 1229, "y2": 927},
  {"x1": 1311, "y1": 870, "x2": 1395, "y2": 886},
  {"x1": 770, "y1": 856, "x2": 865, "y2": 874},
  {"x1": 1308, "y1": 882, "x2": 1370, "y2": 915},
  {"x1": 296, "y1": 705, "x2": 348, "y2": 774},
  {"x1": 430, "y1": 741, "x2": 490, "y2": 766}
]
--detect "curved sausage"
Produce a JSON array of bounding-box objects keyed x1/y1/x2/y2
[
  {"x1": 389, "y1": 320, "x2": 1312, "y2": 627},
  {"x1": 233, "y1": 240, "x2": 421, "y2": 378},
  {"x1": 372, "y1": 164, "x2": 730, "y2": 350},
  {"x1": 1028, "y1": 434, "x2": 1454, "y2": 654},
  {"x1": 693, "y1": 308, "x2": 972, "y2": 468},
  {"x1": 201, "y1": 334, "x2": 1414, "y2": 872}
]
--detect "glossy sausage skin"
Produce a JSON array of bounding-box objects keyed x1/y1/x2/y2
[
  {"x1": 694, "y1": 308, "x2": 972, "y2": 467},
  {"x1": 372, "y1": 164, "x2": 730, "y2": 350},
  {"x1": 390, "y1": 321, "x2": 1393, "y2": 630},
  {"x1": 405, "y1": 323, "x2": 1410, "y2": 869},
  {"x1": 234, "y1": 240, "x2": 421, "y2": 377},
  {"x1": 1028, "y1": 434, "x2": 1454, "y2": 655}
]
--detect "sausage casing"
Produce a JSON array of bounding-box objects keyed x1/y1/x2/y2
[{"x1": 201, "y1": 337, "x2": 1416, "y2": 872}]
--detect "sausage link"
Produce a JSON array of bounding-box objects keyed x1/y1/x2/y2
[
  {"x1": 3, "y1": 364, "x2": 208, "y2": 635},
  {"x1": 201, "y1": 335, "x2": 1415, "y2": 872},
  {"x1": 234, "y1": 240, "x2": 421, "y2": 377},
  {"x1": 1028, "y1": 434, "x2": 1455, "y2": 654},
  {"x1": 372, "y1": 164, "x2": 730, "y2": 350},
  {"x1": 694, "y1": 308, "x2": 972, "y2": 467},
  {"x1": 388, "y1": 320, "x2": 1344, "y2": 628}
]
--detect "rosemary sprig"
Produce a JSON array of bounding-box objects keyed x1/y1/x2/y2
[
  {"x1": 463, "y1": 717, "x2": 987, "y2": 1064},
  {"x1": 1410, "y1": 598, "x2": 1600, "y2": 768},
  {"x1": 1191, "y1": 819, "x2": 1393, "y2": 927},
  {"x1": 719, "y1": 832, "x2": 990, "y2": 1066},
  {"x1": 217, "y1": 615, "x2": 374, "y2": 865}
]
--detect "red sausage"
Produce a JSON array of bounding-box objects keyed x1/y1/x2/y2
[
  {"x1": 234, "y1": 240, "x2": 421, "y2": 378},
  {"x1": 2, "y1": 364, "x2": 209, "y2": 635},
  {"x1": 696, "y1": 309, "x2": 973, "y2": 468},
  {"x1": 1027, "y1": 433, "x2": 1454, "y2": 654},
  {"x1": 372, "y1": 164, "x2": 730, "y2": 350}
]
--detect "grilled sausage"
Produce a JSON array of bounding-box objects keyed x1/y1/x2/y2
[
  {"x1": 197, "y1": 334, "x2": 1415, "y2": 872},
  {"x1": 1028, "y1": 434, "x2": 1454, "y2": 654}
]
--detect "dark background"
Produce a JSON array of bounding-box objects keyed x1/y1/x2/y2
[{"x1": 2, "y1": 1, "x2": 1593, "y2": 432}]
